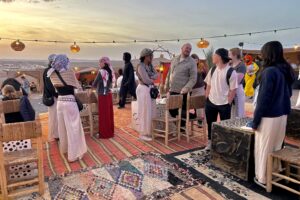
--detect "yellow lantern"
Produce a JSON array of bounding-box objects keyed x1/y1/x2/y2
[
  {"x1": 294, "y1": 44, "x2": 299, "y2": 50},
  {"x1": 91, "y1": 71, "x2": 96, "y2": 75},
  {"x1": 197, "y1": 38, "x2": 209, "y2": 49},
  {"x1": 70, "y1": 42, "x2": 80, "y2": 53},
  {"x1": 74, "y1": 67, "x2": 79, "y2": 71},
  {"x1": 11, "y1": 40, "x2": 25, "y2": 51}
]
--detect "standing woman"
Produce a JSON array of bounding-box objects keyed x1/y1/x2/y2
[
  {"x1": 191, "y1": 54, "x2": 208, "y2": 121},
  {"x1": 136, "y1": 48, "x2": 157, "y2": 141},
  {"x1": 43, "y1": 54, "x2": 59, "y2": 141},
  {"x1": 252, "y1": 41, "x2": 295, "y2": 187},
  {"x1": 229, "y1": 48, "x2": 247, "y2": 118},
  {"x1": 48, "y1": 54, "x2": 87, "y2": 162},
  {"x1": 92, "y1": 57, "x2": 114, "y2": 139}
]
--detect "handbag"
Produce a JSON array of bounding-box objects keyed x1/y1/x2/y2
[
  {"x1": 42, "y1": 94, "x2": 54, "y2": 106},
  {"x1": 149, "y1": 85, "x2": 159, "y2": 99},
  {"x1": 55, "y1": 70, "x2": 83, "y2": 111}
]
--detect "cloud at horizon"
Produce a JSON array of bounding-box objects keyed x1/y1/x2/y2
[{"x1": 0, "y1": 0, "x2": 300, "y2": 60}]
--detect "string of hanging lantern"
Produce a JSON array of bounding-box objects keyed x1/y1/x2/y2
[{"x1": 1, "y1": 26, "x2": 300, "y2": 52}]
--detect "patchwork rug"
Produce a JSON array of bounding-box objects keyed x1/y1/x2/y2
[
  {"x1": 21, "y1": 152, "x2": 215, "y2": 200},
  {"x1": 165, "y1": 148, "x2": 298, "y2": 200}
]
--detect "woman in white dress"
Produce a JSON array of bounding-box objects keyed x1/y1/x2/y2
[
  {"x1": 136, "y1": 48, "x2": 157, "y2": 141},
  {"x1": 48, "y1": 54, "x2": 87, "y2": 162}
]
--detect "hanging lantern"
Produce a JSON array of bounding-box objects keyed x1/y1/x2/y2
[
  {"x1": 70, "y1": 42, "x2": 80, "y2": 53},
  {"x1": 91, "y1": 70, "x2": 96, "y2": 75},
  {"x1": 11, "y1": 40, "x2": 25, "y2": 51},
  {"x1": 294, "y1": 44, "x2": 299, "y2": 50},
  {"x1": 159, "y1": 65, "x2": 164, "y2": 73},
  {"x1": 74, "y1": 67, "x2": 79, "y2": 71},
  {"x1": 197, "y1": 38, "x2": 209, "y2": 49}
]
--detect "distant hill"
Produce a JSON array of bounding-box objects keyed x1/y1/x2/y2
[{"x1": 0, "y1": 57, "x2": 170, "y2": 70}]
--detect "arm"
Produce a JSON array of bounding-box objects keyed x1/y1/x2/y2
[
  {"x1": 138, "y1": 65, "x2": 154, "y2": 85},
  {"x1": 252, "y1": 70, "x2": 274, "y2": 129},
  {"x1": 125, "y1": 64, "x2": 134, "y2": 85},
  {"x1": 228, "y1": 70, "x2": 238, "y2": 104},
  {"x1": 205, "y1": 85, "x2": 211, "y2": 98},
  {"x1": 92, "y1": 71, "x2": 101, "y2": 88},
  {"x1": 181, "y1": 60, "x2": 197, "y2": 93}
]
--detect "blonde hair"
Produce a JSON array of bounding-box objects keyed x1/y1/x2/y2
[
  {"x1": 2, "y1": 85, "x2": 17, "y2": 99},
  {"x1": 230, "y1": 48, "x2": 242, "y2": 59}
]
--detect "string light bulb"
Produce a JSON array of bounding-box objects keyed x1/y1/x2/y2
[
  {"x1": 11, "y1": 40, "x2": 25, "y2": 51},
  {"x1": 197, "y1": 38, "x2": 209, "y2": 49},
  {"x1": 294, "y1": 44, "x2": 299, "y2": 50},
  {"x1": 70, "y1": 42, "x2": 80, "y2": 53}
]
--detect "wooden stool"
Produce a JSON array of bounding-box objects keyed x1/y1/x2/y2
[{"x1": 267, "y1": 147, "x2": 300, "y2": 196}]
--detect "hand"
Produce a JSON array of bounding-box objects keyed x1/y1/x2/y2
[{"x1": 180, "y1": 87, "x2": 189, "y2": 94}]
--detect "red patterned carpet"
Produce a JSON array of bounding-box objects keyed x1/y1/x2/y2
[{"x1": 41, "y1": 105, "x2": 206, "y2": 177}]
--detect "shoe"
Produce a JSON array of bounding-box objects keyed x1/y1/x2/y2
[
  {"x1": 254, "y1": 177, "x2": 266, "y2": 189},
  {"x1": 204, "y1": 140, "x2": 211, "y2": 150},
  {"x1": 139, "y1": 136, "x2": 152, "y2": 141},
  {"x1": 118, "y1": 106, "x2": 125, "y2": 109}
]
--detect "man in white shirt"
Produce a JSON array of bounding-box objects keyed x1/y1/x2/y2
[{"x1": 204, "y1": 48, "x2": 238, "y2": 149}]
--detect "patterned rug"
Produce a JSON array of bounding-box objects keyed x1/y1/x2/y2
[
  {"x1": 21, "y1": 152, "x2": 225, "y2": 200},
  {"x1": 164, "y1": 148, "x2": 298, "y2": 200}
]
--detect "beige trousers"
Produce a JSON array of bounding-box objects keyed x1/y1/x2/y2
[
  {"x1": 255, "y1": 115, "x2": 287, "y2": 184},
  {"x1": 48, "y1": 97, "x2": 59, "y2": 141},
  {"x1": 57, "y1": 95, "x2": 87, "y2": 161}
]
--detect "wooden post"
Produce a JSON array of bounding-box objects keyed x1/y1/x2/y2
[{"x1": 266, "y1": 154, "x2": 273, "y2": 192}]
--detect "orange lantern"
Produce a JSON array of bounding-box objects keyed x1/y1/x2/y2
[
  {"x1": 11, "y1": 40, "x2": 25, "y2": 51},
  {"x1": 70, "y1": 42, "x2": 80, "y2": 53},
  {"x1": 197, "y1": 38, "x2": 209, "y2": 49}
]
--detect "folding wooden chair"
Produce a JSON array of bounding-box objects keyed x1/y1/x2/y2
[
  {"x1": 152, "y1": 95, "x2": 183, "y2": 146},
  {"x1": 75, "y1": 91, "x2": 93, "y2": 136},
  {"x1": 0, "y1": 99, "x2": 44, "y2": 199},
  {"x1": 180, "y1": 93, "x2": 206, "y2": 142}
]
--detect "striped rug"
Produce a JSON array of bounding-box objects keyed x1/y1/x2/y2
[{"x1": 43, "y1": 127, "x2": 206, "y2": 177}]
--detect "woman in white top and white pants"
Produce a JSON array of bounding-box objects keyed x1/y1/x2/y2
[{"x1": 136, "y1": 48, "x2": 157, "y2": 141}]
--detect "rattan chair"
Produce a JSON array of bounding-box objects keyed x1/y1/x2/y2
[
  {"x1": 180, "y1": 93, "x2": 206, "y2": 143},
  {"x1": 0, "y1": 99, "x2": 44, "y2": 199},
  {"x1": 151, "y1": 95, "x2": 183, "y2": 146}
]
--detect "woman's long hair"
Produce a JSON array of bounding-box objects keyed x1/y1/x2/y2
[
  {"x1": 103, "y1": 63, "x2": 113, "y2": 82},
  {"x1": 258, "y1": 41, "x2": 294, "y2": 83}
]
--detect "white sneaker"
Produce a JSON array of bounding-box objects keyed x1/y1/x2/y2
[
  {"x1": 139, "y1": 136, "x2": 152, "y2": 141},
  {"x1": 205, "y1": 140, "x2": 211, "y2": 150}
]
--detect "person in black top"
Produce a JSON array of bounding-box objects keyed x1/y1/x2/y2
[
  {"x1": 252, "y1": 41, "x2": 295, "y2": 187},
  {"x1": 118, "y1": 52, "x2": 136, "y2": 109},
  {"x1": 43, "y1": 54, "x2": 59, "y2": 141}
]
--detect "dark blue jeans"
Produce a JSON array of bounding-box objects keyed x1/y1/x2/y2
[{"x1": 205, "y1": 98, "x2": 231, "y2": 140}]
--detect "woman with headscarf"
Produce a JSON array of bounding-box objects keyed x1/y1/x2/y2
[
  {"x1": 244, "y1": 55, "x2": 259, "y2": 98},
  {"x1": 92, "y1": 57, "x2": 115, "y2": 138},
  {"x1": 43, "y1": 54, "x2": 59, "y2": 141},
  {"x1": 136, "y1": 48, "x2": 157, "y2": 141},
  {"x1": 252, "y1": 41, "x2": 295, "y2": 187},
  {"x1": 48, "y1": 54, "x2": 87, "y2": 162}
]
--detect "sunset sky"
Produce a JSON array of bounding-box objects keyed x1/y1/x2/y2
[{"x1": 0, "y1": 0, "x2": 300, "y2": 60}]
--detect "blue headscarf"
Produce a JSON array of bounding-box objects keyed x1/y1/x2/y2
[{"x1": 47, "y1": 54, "x2": 70, "y2": 77}]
